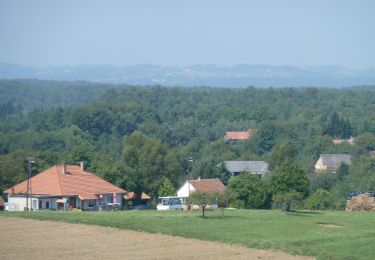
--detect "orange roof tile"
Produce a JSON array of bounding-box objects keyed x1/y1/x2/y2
[
  {"x1": 125, "y1": 192, "x2": 151, "y2": 200},
  {"x1": 4, "y1": 165, "x2": 126, "y2": 200},
  {"x1": 190, "y1": 178, "x2": 226, "y2": 193},
  {"x1": 224, "y1": 129, "x2": 256, "y2": 141}
]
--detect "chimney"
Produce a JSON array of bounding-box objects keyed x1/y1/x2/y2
[
  {"x1": 62, "y1": 163, "x2": 67, "y2": 175},
  {"x1": 80, "y1": 161, "x2": 84, "y2": 171}
]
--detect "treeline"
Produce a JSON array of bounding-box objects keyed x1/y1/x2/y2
[
  {"x1": 0, "y1": 79, "x2": 118, "y2": 112},
  {"x1": 1, "y1": 81, "x2": 375, "y2": 209}
]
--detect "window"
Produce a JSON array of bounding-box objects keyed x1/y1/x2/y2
[
  {"x1": 39, "y1": 200, "x2": 42, "y2": 209},
  {"x1": 46, "y1": 201, "x2": 49, "y2": 209}
]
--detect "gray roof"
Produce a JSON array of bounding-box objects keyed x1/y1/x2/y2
[
  {"x1": 320, "y1": 154, "x2": 352, "y2": 167},
  {"x1": 223, "y1": 161, "x2": 269, "y2": 175}
]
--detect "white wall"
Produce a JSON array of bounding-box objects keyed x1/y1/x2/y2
[
  {"x1": 315, "y1": 157, "x2": 327, "y2": 172},
  {"x1": 7, "y1": 196, "x2": 38, "y2": 211},
  {"x1": 177, "y1": 181, "x2": 196, "y2": 198}
]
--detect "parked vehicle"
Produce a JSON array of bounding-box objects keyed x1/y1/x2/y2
[{"x1": 157, "y1": 196, "x2": 184, "y2": 210}]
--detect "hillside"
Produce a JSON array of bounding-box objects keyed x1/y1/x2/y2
[{"x1": 0, "y1": 83, "x2": 375, "y2": 207}]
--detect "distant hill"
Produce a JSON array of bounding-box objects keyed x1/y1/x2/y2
[
  {"x1": 0, "y1": 79, "x2": 117, "y2": 111},
  {"x1": 1, "y1": 63, "x2": 375, "y2": 88}
]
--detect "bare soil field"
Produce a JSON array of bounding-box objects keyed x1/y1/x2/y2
[{"x1": 0, "y1": 216, "x2": 314, "y2": 260}]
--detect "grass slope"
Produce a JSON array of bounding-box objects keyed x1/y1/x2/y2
[{"x1": 3, "y1": 209, "x2": 375, "y2": 259}]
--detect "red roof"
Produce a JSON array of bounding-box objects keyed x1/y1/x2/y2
[
  {"x1": 4, "y1": 165, "x2": 126, "y2": 200},
  {"x1": 124, "y1": 192, "x2": 151, "y2": 200},
  {"x1": 190, "y1": 178, "x2": 226, "y2": 193},
  {"x1": 224, "y1": 130, "x2": 256, "y2": 141}
]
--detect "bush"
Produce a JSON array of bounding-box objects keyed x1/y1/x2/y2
[
  {"x1": 273, "y1": 192, "x2": 304, "y2": 213},
  {"x1": 305, "y1": 189, "x2": 336, "y2": 210}
]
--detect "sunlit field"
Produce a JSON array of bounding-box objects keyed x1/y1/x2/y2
[{"x1": 3, "y1": 209, "x2": 375, "y2": 259}]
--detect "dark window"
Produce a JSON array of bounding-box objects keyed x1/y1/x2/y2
[
  {"x1": 39, "y1": 200, "x2": 42, "y2": 209},
  {"x1": 46, "y1": 201, "x2": 49, "y2": 209}
]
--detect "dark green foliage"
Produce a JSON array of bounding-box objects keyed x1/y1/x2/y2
[
  {"x1": 122, "y1": 132, "x2": 180, "y2": 198},
  {"x1": 0, "y1": 101, "x2": 22, "y2": 118},
  {"x1": 305, "y1": 189, "x2": 336, "y2": 210},
  {"x1": 323, "y1": 112, "x2": 353, "y2": 138},
  {"x1": 273, "y1": 192, "x2": 304, "y2": 213},
  {"x1": 271, "y1": 163, "x2": 310, "y2": 198},
  {"x1": 269, "y1": 140, "x2": 296, "y2": 170},
  {"x1": 228, "y1": 173, "x2": 271, "y2": 209}
]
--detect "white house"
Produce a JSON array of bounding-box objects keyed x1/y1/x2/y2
[
  {"x1": 177, "y1": 178, "x2": 226, "y2": 198},
  {"x1": 315, "y1": 154, "x2": 352, "y2": 173},
  {"x1": 4, "y1": 163, "x2": 126, "y2": 211}
]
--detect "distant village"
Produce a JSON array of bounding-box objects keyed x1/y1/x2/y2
[{"x1": 2, "y1": 129, "x2": 374, "y2": 212}]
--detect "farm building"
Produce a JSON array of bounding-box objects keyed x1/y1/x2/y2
[
  {"x1": 220, "y1": 160, "x2": 269, "y2": 176},
  {"x1": 4, "y1": 163, "x2": 126, "y2": 211},
  {"x1": 315, "y1": 154, "x2": 352, "y2": 173}
]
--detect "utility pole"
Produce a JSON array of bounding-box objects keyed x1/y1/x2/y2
[
  {"x1": 186, "y1": 156, "x2": 193, "y2": 197},
  {"x1": 26, "y1": 157, "x2": 35, "y2": 211}
]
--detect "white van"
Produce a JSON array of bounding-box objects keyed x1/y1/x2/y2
[{"x1": 157, "y1": 196, "x2": 184, "y2": 210}]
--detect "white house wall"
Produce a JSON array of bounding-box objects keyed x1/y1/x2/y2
[
  {"x1": 7, "y1": 196, "x2": 38, "y2": 211},
  {"x1": 177, "y1": 181, "x2": 196, "y2": 198},
  {"x1": 315, "y1": 158, "x2": 327, "y2": 172}
]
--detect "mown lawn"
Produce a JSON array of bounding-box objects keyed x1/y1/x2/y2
[{"x1": 2, "y1": 209, "x2": 375, "y2": 259}]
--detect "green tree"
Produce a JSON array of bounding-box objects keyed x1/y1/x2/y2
[
  {"x1": 271, "y1": 163, "x2": 309, "y2": 211},
  {"x1": 269, "y1": 140, "x2": 296, "y2": 170},
  {"x1": 355, "y1": 133, "x2": 375, "y2": 153},
  {"x1": 122, "y1": 131, "x2": 180, "y2": 197},
  {"x1": 273, "y1": 192, "x2": 303, "y2": 213},
  {"x1": 158, "y1": 178, "x2": 176, "y2": 196},
  {"x1": 228, "y1": 173, "x2": 271, "y2": 209},
  {"x1": 188, "y1": 191, "x2": 214, "y2": 217},
  {"x1": 305, "y1": 189, "x2": 336, "y2": 210},
  {"x1": 215, "y1": 189, "x2": 236, "y2": 217}
]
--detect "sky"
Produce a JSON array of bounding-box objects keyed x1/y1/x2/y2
[{"x1": 0, "y1": 0, "x2": 374, "y2": 69}]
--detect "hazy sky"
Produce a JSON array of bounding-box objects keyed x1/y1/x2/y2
[{"x1": 1, "y1": 0, "x2": 374, "y2": 69}]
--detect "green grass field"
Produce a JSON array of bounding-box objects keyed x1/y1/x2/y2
[{"x1": 3, "y1": 209, "x2": 375, "y2": 259}]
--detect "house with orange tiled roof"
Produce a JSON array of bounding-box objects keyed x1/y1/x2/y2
[
  {"x1": 177, "y1": 177, "x2": 225, "y2": 198},
  {"x1": 224, "y1": 129, "x2": 256, "y2": 143},
  {"x1": 4, "y1": 163, "x2": 126, "y2": 211}
]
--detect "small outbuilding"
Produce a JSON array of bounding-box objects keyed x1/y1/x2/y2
[{"x1": 315, "y1": 154, "x2": 352, "y2": 173}]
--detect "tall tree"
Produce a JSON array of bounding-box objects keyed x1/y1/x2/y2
[
  {"x1": 122, "y1": 131, "x2": 180, "y2": 197},
  {"x1": 228, "y1": 173, "x2": 271, "y2": 209}
]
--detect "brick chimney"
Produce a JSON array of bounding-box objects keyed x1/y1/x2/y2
[
  {"x1": 80, "y1": 161, "x2": 84, "y2": 171},
  {"x1": 62, "y1": 163, "x2": 67, "y2": 175}
]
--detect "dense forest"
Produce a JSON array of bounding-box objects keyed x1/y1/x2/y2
[{"x1": 1, "y1": 80, "x2": 375, "y2": 209}]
